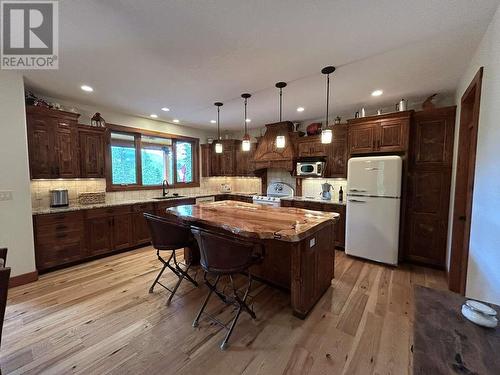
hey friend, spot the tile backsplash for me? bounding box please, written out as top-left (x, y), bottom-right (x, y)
top-left (301, 178), bottom-right (347, 201)
top-left (31, 177), bottom-right (262, 210)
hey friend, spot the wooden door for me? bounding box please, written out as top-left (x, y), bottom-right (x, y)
top-left (132, 203), bottom-right (154, 245)
top-left (404, 107), bottom-right (456, 268)
top-left (112, 213), bottom-right (133, 250)
top-left (405, 171), bottom-right (451, 266)
top-left (79, 128), bottom-right (105, 177)
top-left (377, 119), bottom-right (409, 152)
top-left (201, 144), bottom-right (212, 177)
top-left (53, 119), bottom-right (79, 177)
top-left (27, 114), bottom-right (54, 178)
top-left (348, 123), bottom-right (376, 154)
top-left (449, 68), bottom-right (483, 294)
top-left (325, 125), bottom-right (348, 178)
top-left (87, 217), bottom-right (112, 256)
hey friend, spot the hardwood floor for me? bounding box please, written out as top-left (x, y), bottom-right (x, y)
top-left (1, 247), bottom-right (447, 375)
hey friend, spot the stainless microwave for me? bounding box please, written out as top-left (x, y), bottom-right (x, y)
top-left (296, 161), bottom-right (325, 177)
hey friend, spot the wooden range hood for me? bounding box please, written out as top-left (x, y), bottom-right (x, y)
top-left (253, 121), bottom-right (299, 171)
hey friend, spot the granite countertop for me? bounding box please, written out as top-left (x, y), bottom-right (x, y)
top-left (166, 200), bottom-right (339, 242)
top-left (281, 196), bottom-right (346, 206)
top-left (32, 192), bottom-right (258, 215)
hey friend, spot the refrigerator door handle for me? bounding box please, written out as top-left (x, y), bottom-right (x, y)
top-left (349, 188), bottom-right (367, 192)
top-left (364, 167), bottom-right (379, 171)
top-left (349, 199), bottom-right (367, 203)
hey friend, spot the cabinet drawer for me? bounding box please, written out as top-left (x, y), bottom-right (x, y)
top-left (86, 205), bottom-right (132, 218)
top-left (36, 229), bottom-right (83, 245)
top-left (35, 211), bottom-right (84, 226)
top-left (35, 220), bottom-right (84, 236)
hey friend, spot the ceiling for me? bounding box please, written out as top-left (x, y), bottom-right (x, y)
top-left (24, 0), bottom-right (499, 131)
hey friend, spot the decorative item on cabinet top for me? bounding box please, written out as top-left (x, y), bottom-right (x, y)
top-left (90, 112), bottom-right (106, 127)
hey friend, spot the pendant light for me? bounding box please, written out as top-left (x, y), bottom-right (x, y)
top-left (275, 81), bottom-right (287, 148)
top-left (321, 66), bottom-right (336, 144)
top-left (241, 93), bottom-right (251, 152)
top-left (214, 102), bottom-right (223, 153)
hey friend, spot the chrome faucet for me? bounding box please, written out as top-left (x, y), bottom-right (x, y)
top-left (162, 179), bottom-right (170, 197)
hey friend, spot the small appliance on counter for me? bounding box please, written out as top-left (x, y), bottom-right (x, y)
top-left (50, 189), bottom-right (69, 208)
top-left (296, 160), bottom-right (325, 177)
top-left (320, 182), bottom-right (333, 200)
top-left (220, 183), bottom-right (232, 193)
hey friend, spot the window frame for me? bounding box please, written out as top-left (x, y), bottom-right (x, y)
top-left (105, 124), bottom-right (200, 191)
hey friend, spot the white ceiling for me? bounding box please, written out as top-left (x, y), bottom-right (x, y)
top-left (24, 0), bottom-right (499, 131)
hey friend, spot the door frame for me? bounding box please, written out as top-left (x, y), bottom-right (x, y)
top-left (448, 67), bottom-right (483, 294)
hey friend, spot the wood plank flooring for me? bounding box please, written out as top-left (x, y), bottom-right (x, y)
top-left (0, 247), bottom-right (447, 375)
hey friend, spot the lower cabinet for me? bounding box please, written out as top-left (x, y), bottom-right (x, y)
top-left (33, 199), bottom-right (195, 272)
top-left (280, 200), bottom-right (346, 248)
top-left (33, 211), bottom-right (86, 270)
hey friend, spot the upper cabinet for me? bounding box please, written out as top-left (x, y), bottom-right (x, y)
top-left (325, 124), bottom-right (348, 178)
top-left (27, 106), bottom-right (80, 179)
top-left (202, 140), bottom-right (256, 177)
top-left (297, 136), bottom-right (326, 158)
top-left (26, 106), bottom-right (107, 179)
top-left (347, 111), bottom-right (412, 155)
top-left (78, 126), bottom-right (106, 178)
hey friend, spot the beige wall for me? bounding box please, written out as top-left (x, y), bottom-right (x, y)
top-left (33, 94), bottom-right (216, 142)
top-left (0, 72), bottom-right (36, 277)
top-left (448, 2), bottom-right (500, 304)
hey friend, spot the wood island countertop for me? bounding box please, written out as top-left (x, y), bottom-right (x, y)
top-left (166, 200), bottom-right (339, 242)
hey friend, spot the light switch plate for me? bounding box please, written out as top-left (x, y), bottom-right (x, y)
top-left (0, 191), bottom-right (13, 201)
top-left (309, 237), bottom-right (316, 248)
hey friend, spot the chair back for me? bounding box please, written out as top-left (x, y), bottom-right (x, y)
top-left (0, 266), bottom-right (10, 348)
top-left (144, 213), bottom-right (191, 250)
top-left (191, 227), bottom-right (262, 274)
top-left (0, 248), bottom-right (6, 268)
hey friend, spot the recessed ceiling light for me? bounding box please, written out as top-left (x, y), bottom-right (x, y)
top-left (161, 107), bottom-right (170, 112)
top-left (173, 119), bottom-right (180, 123)
top-left (210, 120), bottom-right (216, 124)
top-left (371, 89), bottom-right (383, 97)
top-left (81, 85), bottom-right (93, 92)
top-left (245, 118), bottom-right (251, 123)
top-left (150, 114), bottom-right (158, 118)
top-left (297, 107), bottom-right (305, 112)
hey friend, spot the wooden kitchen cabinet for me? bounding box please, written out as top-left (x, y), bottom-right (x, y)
top-left (403, 106), bottom-right (456, 268)
top-left (132, 203), bottom-right (155, 245)
top-left (78, 126), bottom-right (106, 178)
top-left (297, 135), bottom-right (327, 158)
top-left (204, 140), bottom-right (255, 176)
top-left (280, 200), bottom-right (345, 248)
top-left (347, 111), bottom-right (411, 155)
top-left (86, 216), bottom-right (113, 256)
top-left (26, 106), bottom-right (80, 179)
top-left (33, 211), bottom-right (86, 271)
top-left (324, 125), bottom-right (348, 178)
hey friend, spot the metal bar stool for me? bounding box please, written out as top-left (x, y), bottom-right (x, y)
top-left (144, 213), bottom-right (199, 304)
top-left (190, 226), bottom-right (264, 350)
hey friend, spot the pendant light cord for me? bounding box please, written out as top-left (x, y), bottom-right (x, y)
top-left (244, 97), bottom-right (248, 135)
top-left (326, 73), bottom-right (330, 127)
top-left (279, 87), bottom-right (283, 122)
top-left (217, 106), bottom-right (220, 140)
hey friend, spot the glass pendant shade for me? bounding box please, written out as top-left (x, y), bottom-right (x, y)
top-left (215, 142), bottom-right (223, 153)
top-left (276, 135), bottom-right (286, 148)
top-left (321, 129), bottom-right (332, 144)
top-left (242, 138), bottom-right (251, 151)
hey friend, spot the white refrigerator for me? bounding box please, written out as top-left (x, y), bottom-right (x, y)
top-left (345, 155), bottom-right (402, 265)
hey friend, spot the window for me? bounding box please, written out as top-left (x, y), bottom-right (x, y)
top-left (107, 125), bottom-right (199, 191)
top-left (111, 133), bottom-right (137, 185)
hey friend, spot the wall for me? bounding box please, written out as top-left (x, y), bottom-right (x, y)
top-left (31, 177), bottom-right (261, 210)
top-left (0, 72), bottom-right (36, 277)
top-left (448, 3), bottom-right (500, 304)
top-left (34, 94), bottom-right (216, 142)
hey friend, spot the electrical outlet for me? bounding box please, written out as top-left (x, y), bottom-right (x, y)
top-left (309, 237), bottom-right (316, 248)
top-left (0, 191), bottom-right (13, 201)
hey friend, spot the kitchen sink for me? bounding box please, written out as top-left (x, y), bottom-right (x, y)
top-left (153, 195), bottom-right (186, 200)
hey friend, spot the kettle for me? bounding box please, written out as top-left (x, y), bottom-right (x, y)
top-left (320, 182), bottom-right (333, 201)
top-left (396, 99), bottom-right (408, 112)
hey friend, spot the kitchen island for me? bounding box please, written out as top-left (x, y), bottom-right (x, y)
top-left (166, 200), bottom-right (339, 318)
